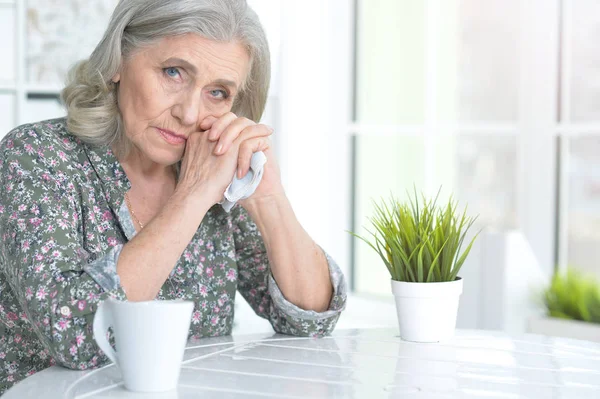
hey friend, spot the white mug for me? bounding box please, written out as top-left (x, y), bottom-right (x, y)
top-left (93, 299), bottom-right (194, 392)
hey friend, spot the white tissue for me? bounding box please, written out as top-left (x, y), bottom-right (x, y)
top-left (219, 151), bottom-right (267, 212)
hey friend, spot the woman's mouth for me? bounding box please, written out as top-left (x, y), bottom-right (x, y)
top-left (156, 128), bottom-right (186, 145)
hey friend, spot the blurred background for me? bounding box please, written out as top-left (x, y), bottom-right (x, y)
top-left (0, 0), bottom-right (599, 337)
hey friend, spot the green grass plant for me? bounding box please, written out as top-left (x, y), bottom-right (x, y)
top-left (352, 188), bottom-right (479, 283)
top-left (543, 269), bottom-right (600, 324)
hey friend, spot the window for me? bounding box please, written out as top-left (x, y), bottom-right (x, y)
top-left (560, 0), bottom-right (600, 278)
top-left (349, 0), bottom-right (585, 296)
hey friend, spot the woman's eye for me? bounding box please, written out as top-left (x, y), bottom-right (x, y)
top-left (210, 89), bottom-right (228, 99)
top-left (164, 67), bottom-right (181, 78)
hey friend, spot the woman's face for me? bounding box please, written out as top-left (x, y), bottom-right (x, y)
top-left (113, 33), bottom-right (251, 166)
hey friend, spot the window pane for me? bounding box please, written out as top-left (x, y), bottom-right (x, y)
top-left (27, 0), bottom-right (119, 83)
top-left (353, 135), bottom-right (426, 296)
top-left (456, 0), bottom-right (521, 122)
top-left (568, 0), bottom-right (600, 122)
top-left (356, 0), bottom-right (426, 124)
top-left (453, 134), bottom-right (518, 229)
top-left (435, 1), bottom-right (459, 123)
top-left (0, 7), bottom-right (16, 85)
top-left (356, 0), bottom-right (521, 125)
top-left (567, 136), bottom-right (600, 278)
top-left (0, 93), bottom-right (16, 139)
top-left (22, 97), bottom-right (65, 125)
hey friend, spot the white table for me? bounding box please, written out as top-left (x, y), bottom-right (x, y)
top-left (5, 328), bottom-right (600, 398)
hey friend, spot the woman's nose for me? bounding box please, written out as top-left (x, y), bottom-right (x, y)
top-left (171, 89), bottom-right (204, 127)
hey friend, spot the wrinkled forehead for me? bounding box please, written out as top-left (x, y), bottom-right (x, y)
top-left (130, 33), bottom-right (252, 90)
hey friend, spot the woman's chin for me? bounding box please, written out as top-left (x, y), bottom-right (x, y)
top-left (147, 148), bottom-right (184, 167)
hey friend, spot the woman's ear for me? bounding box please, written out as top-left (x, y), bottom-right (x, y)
top-left (112, 73), bottom-right (121, 83)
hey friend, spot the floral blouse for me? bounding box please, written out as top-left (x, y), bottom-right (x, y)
top-left (0, 118), bottom-right (347, 395)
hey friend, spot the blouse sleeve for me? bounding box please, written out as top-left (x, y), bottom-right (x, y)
top-left (231, 205), bottom-right (347, 337)
top-left (0, 146), bottom-right (126, 370)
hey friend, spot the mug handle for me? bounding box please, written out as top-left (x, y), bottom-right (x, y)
top-left (93, 300), bottom-right (119, 365)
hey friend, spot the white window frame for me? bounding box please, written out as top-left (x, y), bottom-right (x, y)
top-left (347, 0), bottom-right (563, 284)
top-left (555, 0), bottom-right (600, 272)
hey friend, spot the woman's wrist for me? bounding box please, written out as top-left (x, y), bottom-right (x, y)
top-left (241, 193), bottom-right (288, 219)
top-left (172, 182), bottom-right (216, 216)
top-left (175, 177), bottom-right (221, 207)
top-left (241, 193), bottom-right (294, 247)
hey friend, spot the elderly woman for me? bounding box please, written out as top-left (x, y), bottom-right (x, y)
top-left (0, 0), bottom-right (346, 393)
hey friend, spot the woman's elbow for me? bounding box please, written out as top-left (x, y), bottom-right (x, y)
top-left (52, 351), bottom-right (111, 371)
top-left (44, 333), bottom-right (112, 371)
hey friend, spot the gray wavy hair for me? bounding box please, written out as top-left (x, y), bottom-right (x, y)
top-left (61, 0), bottom-right (270, 158)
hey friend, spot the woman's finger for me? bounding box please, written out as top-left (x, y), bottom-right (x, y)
top-left (237, 137), bottom-right (270, 179)
top-left (214, 117), bottom-right (258, 155)
top-left (199, 115), bottom-right (219, 134)
top-left (179, 131), bottom-right (211, 175)
top-left (219, 122), bottom-right (273, 156)
top-left (204, 112), bottom-right (238, 142)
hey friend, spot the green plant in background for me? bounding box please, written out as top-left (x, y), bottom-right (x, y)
top-left (543, 269), bottom-right (600, 324)
top-left (351, 188), bottom-right (480, 283)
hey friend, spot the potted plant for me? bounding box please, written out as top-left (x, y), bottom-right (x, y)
top-left (352, 189), bottom-right (479, 342)
top-left (528, 269), bottom-right (600, 342)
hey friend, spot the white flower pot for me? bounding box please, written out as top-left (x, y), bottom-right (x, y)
top-left (391, 278), bottom-right (463, 343)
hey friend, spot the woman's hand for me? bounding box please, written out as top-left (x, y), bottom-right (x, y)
top-left (198, 113), bottom-right (285, 203)
top-left (176, 129), bottom-right (231, 204)
top-left (176, 112), bottom-right (274, 204)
